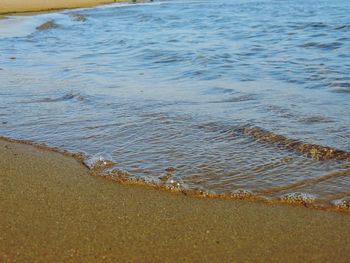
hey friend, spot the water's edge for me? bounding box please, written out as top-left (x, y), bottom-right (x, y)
top-left (2, 134), bottom-right (349, 213)
top-left (1, 0), bottom-right (350, 214)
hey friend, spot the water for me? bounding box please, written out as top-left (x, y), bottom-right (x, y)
top-left (1, 0), bottom-right (350, 209)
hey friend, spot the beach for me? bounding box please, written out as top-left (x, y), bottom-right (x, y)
top-left (1, 0), bottom-right (350, 261)
top-left (1, 138), bottom-right (350, 262)
top-left (0, 0), bottom-right (127, 14)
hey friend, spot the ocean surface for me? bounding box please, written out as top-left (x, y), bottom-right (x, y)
top-left (1, 0), bottom-right (350, 209)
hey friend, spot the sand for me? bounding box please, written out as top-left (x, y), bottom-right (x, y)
top-left (0, 0), bottom-right (128, 14)
top-left (1, 138), bottom-right (350, 262)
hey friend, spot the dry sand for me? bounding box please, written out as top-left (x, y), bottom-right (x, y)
top-left (1, 138), bottom-right (350, 262)
top-left (0, 0), bottom-right (127, 14)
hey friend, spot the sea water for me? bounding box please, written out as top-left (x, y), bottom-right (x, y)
top-left (1, 0), bottom-right (350, 209)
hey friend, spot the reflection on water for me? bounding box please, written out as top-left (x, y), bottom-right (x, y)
top-left (0, 0), bottom-right (350, 209)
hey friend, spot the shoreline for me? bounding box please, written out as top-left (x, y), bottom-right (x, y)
top-left (1, 135), bottom-right (349, 213)
top-left (1, 138), bottom-right (350, 261)
top-left (0, 0), bottom-right (130, 15)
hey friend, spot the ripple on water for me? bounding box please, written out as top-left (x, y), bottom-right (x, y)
top-left (21, 92), bottom-right (85, 103)
top-left (0, 0), bottom-right (350, 211)
top-left (36, 20), bottom-right (59, 31)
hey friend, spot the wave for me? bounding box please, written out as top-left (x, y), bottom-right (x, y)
top-left (236, 126), bottom-right (350, 161)
top-left (70, 13), bottom-right (87, 22)
top-left (1, 134), bottom-right (350, 212)
top-left (209, 94), bottom-right (257, 104)
top-left (299, 41), bottom-right (342, 50)
top-left (21, 92), bottom-right (85, 103)
top-left (36, 20), bottom-right (59, 31)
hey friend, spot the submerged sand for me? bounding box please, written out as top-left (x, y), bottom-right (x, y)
top-left (0, 0), bottom-right (127, 14)
top-left (1, 139), bottom-right (350, 262)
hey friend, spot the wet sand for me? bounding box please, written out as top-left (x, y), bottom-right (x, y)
top-left (0, 0), bottom-right (127, 14)
top-left (1, 138), bottom-right (350, 262)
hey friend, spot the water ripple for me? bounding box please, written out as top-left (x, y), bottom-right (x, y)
top-left (0, 0), bottom-right (350, 209)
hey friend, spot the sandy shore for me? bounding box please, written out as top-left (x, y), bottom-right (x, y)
top-left (1, 139), bottom-right (350, 262)
top-left (0, 0), bottom-right (128, 14)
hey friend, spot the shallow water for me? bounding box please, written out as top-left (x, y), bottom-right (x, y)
top-left (1, 0), bottom-right (350, 209)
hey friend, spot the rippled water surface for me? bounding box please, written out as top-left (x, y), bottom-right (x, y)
top-left (1, 0), bottom-right (350, 208)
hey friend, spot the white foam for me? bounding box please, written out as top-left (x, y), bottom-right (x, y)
top-left (85, 152), bottom-right (115, 169)
top-left (280, 192), bottom-right (317, 203)
top-left (332, 197), bottom-right (350, 209)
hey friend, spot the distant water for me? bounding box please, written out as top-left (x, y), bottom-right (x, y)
top-left (1, 0), bottom-right (350, 209)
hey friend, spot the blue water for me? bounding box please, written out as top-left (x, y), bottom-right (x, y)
top-left (1, 0), bottom-right (350, 208)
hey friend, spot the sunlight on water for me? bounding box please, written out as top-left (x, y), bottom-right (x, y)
top-left (0, 0), bottom-right (350, 209)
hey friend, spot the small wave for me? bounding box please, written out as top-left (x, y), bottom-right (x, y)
top-left (330, 82), bottom-right (350, 94)
top-left (23, 92), bottom-right (85, 103)
top-left (2, 135), bottom-right (350, 212)
top-left (36, 20), bottom-right (59, 31)
top-left (298, 22), bottom-right (328, 30)
top-left (259, 170), bottom-right (350, 195)
top-left (265, 105), bottom-right (297, 119)
top-left (85, 153), bottom-right (115, 171)
top-left (279, 192), bottom-right (317, 205)
top-left (298, 116), bottom-right (334, 124)
top-left (299, 41), bottom-right (342, 50)
top-left (229, 189), bottom-right (254, 199)
top-left (70, 13), bottom-right (87, 22)
top-left (203, 87), bottom-right (236, 95)
top-left (101, 168), bottom-right (131, 181)
top-left (334, 25), bottom-right (350, 31)
top-left (209, 94), bottom-right (257, 104)
top-left (332, 197), bottom-right (350, 210)
top-left (330, 82), bottom-right (350, 88)
top-left (236, 126), bottom-right (350, 161)
top-left (332, 88), bottom-right (350, 94)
